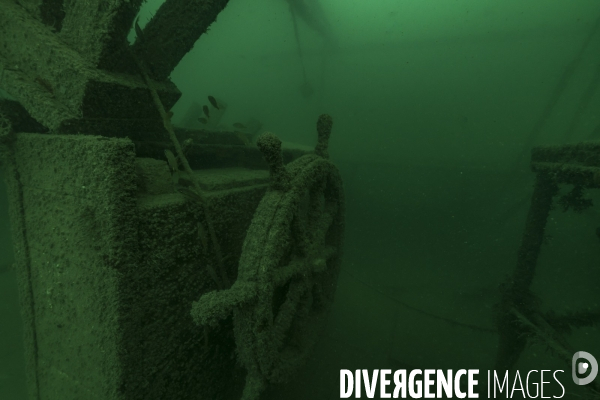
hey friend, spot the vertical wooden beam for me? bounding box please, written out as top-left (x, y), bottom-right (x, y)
top-left (494, 172), bottom-right (558, 372)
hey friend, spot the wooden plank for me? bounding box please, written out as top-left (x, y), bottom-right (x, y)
top-left (132, 0), bottom-right (230, 80)
top-left (531, 141), bottom-right (600, 167)
top-left (531, 161), bottom-right (600, 188)
top-left (0, 0), bottom-right (180, 132)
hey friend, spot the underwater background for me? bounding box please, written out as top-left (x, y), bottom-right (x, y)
top-left (1, 0), bottom-right (600, 398)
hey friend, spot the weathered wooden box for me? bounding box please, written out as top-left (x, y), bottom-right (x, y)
top-left (3, 132), bottom-right (307, 400)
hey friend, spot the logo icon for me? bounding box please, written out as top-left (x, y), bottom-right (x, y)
top-left (572, 351), bottom-right (598, 385)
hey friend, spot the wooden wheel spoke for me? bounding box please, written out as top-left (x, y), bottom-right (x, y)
top-left (274, 246), bottom-right (337, 286)
top-left (308, 179), bottom-right (326, 229)
top-left (311, 209), bottom-right (336, 244)
top-left (291, 213), bottom-right (310, 256)
top-left (274, 258), bottom-right (305, 286)
top-left (291, 286), bottom-right (314, 324)
top-left (272, 281), bottom-right (306, 343)
top-left (308, 195), bottom-right (325, 225)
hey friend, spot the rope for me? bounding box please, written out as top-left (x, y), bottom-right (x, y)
top-left (344, 270), bottom-right (497, 334)
top-left (0, 117), bottom-right (41, 400)
top-left (289, 3), bottom-right (310, 90)
top-left (129, 46), bottom-right (231, 287)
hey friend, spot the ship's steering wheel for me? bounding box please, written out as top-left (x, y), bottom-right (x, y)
top-left (191, 114), bottom-right (345, 400)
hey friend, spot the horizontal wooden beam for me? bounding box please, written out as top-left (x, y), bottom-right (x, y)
top-left (531, 161), bottom-right (600, 188)
top-left (531, 141), bottom-right (600, 167)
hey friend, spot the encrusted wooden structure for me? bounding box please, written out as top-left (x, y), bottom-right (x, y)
top-left (192, 117), bottom-right (344, 400)
top-left (0, 1), bottom-right (345, 400)
top-left (494, 141), bottom-right (600, 395)
top-left (0, 0), bottom-right (228, 137)
top-left (1, 132), bottom-right (261, 399)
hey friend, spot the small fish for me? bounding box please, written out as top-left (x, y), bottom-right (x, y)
top-left (182, 138), bottom-right (193, 150)
top-left (164, 149), bottom-right (178, 172)
top-left (198, 117), bottom-right (207, 125)
top-left (203, 105), bottom-right (210, 118)
top-left (233, 122), bottom-right (246, 130)
top-left (208, 95), bottom-right (219, 110)
top-left (165, 111), bottom-right (173, 120)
